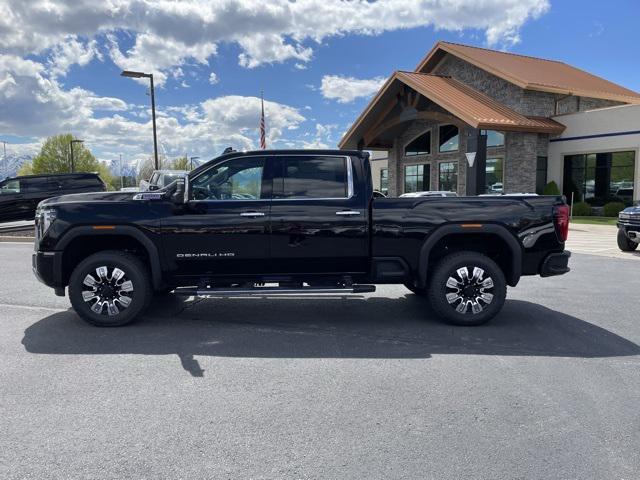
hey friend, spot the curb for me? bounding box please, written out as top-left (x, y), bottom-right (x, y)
top-left (0, 236), bottom-right (33, 243)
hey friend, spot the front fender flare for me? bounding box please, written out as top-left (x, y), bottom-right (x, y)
top-left (418, 224), bottom-right (522, 287)
top-left (56, 225), bottom-right (163, 289)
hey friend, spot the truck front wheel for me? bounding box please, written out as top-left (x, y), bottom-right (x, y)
top-left (68, 250), bottom-right (152, 327)
top-left (617, 228), bottom-right (638, 251)
top-left (427, 251), bottom-right (506, 326)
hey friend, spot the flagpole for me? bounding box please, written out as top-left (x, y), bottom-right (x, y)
top-left (260, 90), bottom-right (266, 150)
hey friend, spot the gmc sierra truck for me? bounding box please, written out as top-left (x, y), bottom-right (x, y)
top-left (32, 149), bottom-right (571, 327)
top-left (617, 204), bottom-right (640, 251)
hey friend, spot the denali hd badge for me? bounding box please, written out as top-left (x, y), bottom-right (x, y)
top-left (177, 252), bottom-right (235, 258)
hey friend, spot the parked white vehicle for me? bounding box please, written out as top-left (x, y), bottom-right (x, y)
top-left (400, 191), bottom-right (458, 198)
top-left (139, 170), bottom-right (188, 191)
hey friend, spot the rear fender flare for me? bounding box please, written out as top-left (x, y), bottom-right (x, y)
top-left (418, 224), bottom-right (522, 287)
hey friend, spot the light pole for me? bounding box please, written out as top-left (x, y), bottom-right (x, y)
top-left (1, 140), bottom-right (6, 179)
top-left (189, 156), bottom-right (200, 170)
top-left (69, 139), bottom-right (84, 173)
top-left (121, 70), bottom-right (159, 170)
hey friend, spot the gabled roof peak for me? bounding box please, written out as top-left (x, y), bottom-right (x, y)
top-left (434, 41), bottom-right (566, 66)
top-left (416, 41), bottom-right (640, 104)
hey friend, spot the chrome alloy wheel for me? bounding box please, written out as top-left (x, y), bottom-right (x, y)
top-left (81, 266), bottom-right (133, 316)
top-left (445, 266), bottom-right (494, 315)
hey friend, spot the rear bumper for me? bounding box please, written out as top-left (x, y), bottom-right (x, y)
top-left (540, 250), bottom-right (571, 277)
top-left (32, 251), bottom-right (65, 294)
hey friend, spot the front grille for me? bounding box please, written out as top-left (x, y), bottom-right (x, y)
top-left (619, 213), bottom-right (640, 226)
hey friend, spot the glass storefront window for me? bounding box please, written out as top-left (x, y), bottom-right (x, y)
top-left (563, 151), bottom-right (635, 205)
top-left (380, 168), bottom-right (389, 195)
top-left (439, 125), bottom-right (459, 152)
top-left (481, 130), bottom-right (505, 147)
top-left (536, 156), bottom-right (548, 195)
top-left (486, 158), bottom-right (504, 193)
top-left (438, 162), bottom-right (458, 192)
top-left (405, 132), bottom-right (431, 156)
top-left (404, 164), bottom-right (430, 193)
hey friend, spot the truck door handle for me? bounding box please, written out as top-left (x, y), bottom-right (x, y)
top-left (240, 211), bottom-right (265, 217)
top-left (335, 210), bottom-right (361, 216)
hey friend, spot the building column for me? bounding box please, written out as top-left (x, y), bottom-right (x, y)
top-left (387, 138), bottom-right (403, 197)
top-left (505, 132), bottom-right (537, 193)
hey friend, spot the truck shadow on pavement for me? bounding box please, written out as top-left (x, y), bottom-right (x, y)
top-left (22, 294), bottom-right (640, 377)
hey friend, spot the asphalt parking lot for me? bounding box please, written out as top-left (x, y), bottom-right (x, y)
top-left (1, 242), bottom-right (639, 479)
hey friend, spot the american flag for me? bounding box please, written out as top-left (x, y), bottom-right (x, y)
top-left (259, 91), bottom-right (266, 150)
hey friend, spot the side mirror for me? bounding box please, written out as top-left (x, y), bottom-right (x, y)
top-left (172, 178), bottom-right (187, 204)
top-left (148, 184), bottom-right (159, 191)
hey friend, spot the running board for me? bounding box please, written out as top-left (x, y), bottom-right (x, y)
top-left (174, 284), bottom-right (376, 297)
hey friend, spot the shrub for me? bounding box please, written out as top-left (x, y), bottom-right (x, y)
top-left (603, 202), bottom-right (625, 217)
top-left (542, 181), bottom-right (560, 196)
top-left (572, 201), bottom-right (592, 216)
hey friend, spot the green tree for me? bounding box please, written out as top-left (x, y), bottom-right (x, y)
top-left (17, 161), bottom-right (33, 176)
top-left (171, 156), bottom-right (190, 171)
top-left (24, 134), bottom-right (114, 188)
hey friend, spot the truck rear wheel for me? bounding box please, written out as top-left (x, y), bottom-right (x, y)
top-left (617, 228), bottom-right (638, 251)
top-left (68, 250), bottom-right (152, 327)
top-left (427, 251), bottom-right (506, 326)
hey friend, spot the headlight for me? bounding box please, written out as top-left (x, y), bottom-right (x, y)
top-left (36, 207), bottom-right (57, 237)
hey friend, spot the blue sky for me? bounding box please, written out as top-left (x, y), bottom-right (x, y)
top-left (0, 0), bottom-right (638, 169)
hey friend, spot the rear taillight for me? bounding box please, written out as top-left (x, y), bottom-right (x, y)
top-left (554, 204), bottom-right (570, 242)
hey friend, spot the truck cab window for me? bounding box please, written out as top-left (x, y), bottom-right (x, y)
top-left (0, 179), bottom-right (20, 194)
top-left (274, 156), bottom-right (348, 199)
top-left (191, 157), bottom-right (265, 201)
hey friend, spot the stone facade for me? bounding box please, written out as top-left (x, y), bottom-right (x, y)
top-left (387, 118), bottom-right (470, 197)
top-left (504, 132), bottom-right (538, 192)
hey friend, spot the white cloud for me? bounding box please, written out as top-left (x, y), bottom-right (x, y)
top-left (0, 51), bottom-right (306, 159)
top-left (320, 75), bottom-right (386, 103)
top-left (302, 123), bottom-right (338, 149)
top-left (0, 0), bottom-right (551, 161)
top-left (208, 72), bottom-right (219, 85)
top-left (0, 0), bottom-right (550, 75)
top-left (48, 36), bottom-right (101, 78)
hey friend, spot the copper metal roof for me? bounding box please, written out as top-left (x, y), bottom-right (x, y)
top-left (417, 42), bottom-right (640, 104)
top-left (338, 71), bottom-right (565, 149)
top-left (397, 72), bottom-right (565, 133)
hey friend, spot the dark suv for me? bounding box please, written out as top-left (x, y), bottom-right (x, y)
top-left (0, 173), bottom-right (106, 222)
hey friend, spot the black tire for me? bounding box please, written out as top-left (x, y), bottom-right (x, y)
top-left (68, 250), bottom-right (152, 327)
top-left (617, 228), bottom-right (638, 252)
top-left (404, 282), bottom-right (427, 296)
top-left (427, 251), bottom-right (506, 326)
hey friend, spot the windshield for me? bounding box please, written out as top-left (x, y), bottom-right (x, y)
top-left (162, 174), bottom-right (183, 186)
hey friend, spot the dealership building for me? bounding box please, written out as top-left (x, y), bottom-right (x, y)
top-left (340, 41), bottom-right (640, 205)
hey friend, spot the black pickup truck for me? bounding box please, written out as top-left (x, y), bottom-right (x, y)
top-left (32, 149), bottom-right (570, 327)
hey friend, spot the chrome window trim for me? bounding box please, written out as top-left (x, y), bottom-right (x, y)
top-left (188, 154), bottom-right (354, 203)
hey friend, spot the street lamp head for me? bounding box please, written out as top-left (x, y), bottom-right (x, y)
top-left (121, 70), bottom-right (150, 78)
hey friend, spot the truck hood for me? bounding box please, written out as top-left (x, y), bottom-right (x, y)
top-left (621, 205), bottom-right (640, 215)
top-left (39, 191), bottom-right (137, 207)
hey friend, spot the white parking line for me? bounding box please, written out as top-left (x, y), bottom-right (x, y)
top-left (0, 303), bottom-right (66, 312)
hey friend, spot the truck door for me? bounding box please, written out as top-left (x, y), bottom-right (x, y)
top-left (161, 156), bottom-right (271, 277)
top-left (269, 154), bottom-right (368, 275)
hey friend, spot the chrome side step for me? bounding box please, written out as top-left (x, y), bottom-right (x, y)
top-left (174, 284), bottom-right (376, 297)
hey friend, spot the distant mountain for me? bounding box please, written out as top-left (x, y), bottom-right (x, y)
top-left (105, 158), bottom-right (138, 179)
top-left (1, 154), bottom-right (32, 180)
